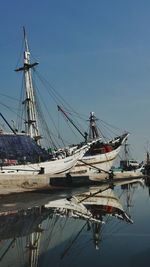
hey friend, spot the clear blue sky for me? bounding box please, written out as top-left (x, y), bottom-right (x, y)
top-left (0, 0), bottom-right (150, 161)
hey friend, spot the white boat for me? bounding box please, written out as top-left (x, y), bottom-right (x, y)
top-left (70, 112), bottom-right (128, 174)
top-left (0, 28), bottom-right (88, 177)
top-left (0, 144), bottom-right (87, 176)
top-left (119, 140), bottom-right (144, 171)
top-left (57, 108), bottom-right (129, 174)
top-left (106, 139), bottom-right (145, 180)
top-left (84, 142), bottom-right (145, 182)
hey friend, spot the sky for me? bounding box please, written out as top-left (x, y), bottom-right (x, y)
top-left (0, 0), bottom-right (150, 161)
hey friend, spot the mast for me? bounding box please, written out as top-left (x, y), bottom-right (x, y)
top-left (124, 139), bottom-right (129, 162)
top-left (57, 105), bottom-right (88, 142)
top-left (15, 27), bottom-right (41, 144)
top-left (26, 231), bottom-right (42, 267)
top-left (91, 218), bottom-right (102, 250)
top-left (88, 112), bottom-right (99, 140)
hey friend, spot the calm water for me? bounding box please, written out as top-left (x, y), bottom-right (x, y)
top-left (0, 178), bottom-right (150, 267)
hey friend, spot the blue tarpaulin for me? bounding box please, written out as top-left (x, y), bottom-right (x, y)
top-left (0, 134), bottom-right (50, 163)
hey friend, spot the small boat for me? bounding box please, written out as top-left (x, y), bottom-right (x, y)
top-left (86, 160), bottom-right (145, 183)
top-left (109, 139), bottom-right (145, 179)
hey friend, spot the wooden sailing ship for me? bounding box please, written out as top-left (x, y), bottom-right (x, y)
top-left (59, 110), bottom-right (129, 174)
top-left (0, 28), bottom-right (88, 178)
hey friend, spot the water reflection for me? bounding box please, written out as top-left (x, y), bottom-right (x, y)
top-left (74, 186), bottom-right (133, 251)
top-left (145, 176), bottom-right (150, 196)
top-left (0, 178), bottom-right (146, 267)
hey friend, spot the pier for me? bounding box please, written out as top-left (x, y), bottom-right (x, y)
top-left (0, 170), bottom-right (146, 195)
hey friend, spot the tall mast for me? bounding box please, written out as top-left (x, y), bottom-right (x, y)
top-left (15, 27), bottom-right (41, 144)
top-left (26, 231), bottom-right (42, 267)
top-left (88, 112), bottom-right (99, 140)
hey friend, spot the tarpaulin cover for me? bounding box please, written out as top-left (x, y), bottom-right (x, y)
top-left (0, 134), bottom-right (50, 163)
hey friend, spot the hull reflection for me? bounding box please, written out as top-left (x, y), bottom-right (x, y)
top-left (0, 180), bottom-right (142, 267)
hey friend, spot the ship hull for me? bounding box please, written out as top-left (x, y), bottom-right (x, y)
top-left (72, 146), bottom-right (121, 173)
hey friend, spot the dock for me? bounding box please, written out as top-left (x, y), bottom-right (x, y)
top-left (0, 170), bottom-right (146, 195)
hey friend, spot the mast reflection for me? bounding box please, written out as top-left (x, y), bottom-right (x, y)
top-left (0, 180), bottom-right (142, 266)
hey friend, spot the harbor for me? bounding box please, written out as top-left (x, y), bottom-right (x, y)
top-left (0, 28), bottom-right (146, 196)
top-left (0, 177), bottom-right (150, 267)
top-left (1, 1), bottom-right (150, 267)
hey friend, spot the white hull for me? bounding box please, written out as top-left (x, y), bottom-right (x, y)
top-left (0, 30), bottom-right (88, 179)
top-left (71, 146), bottom-right (121, 173)
top-left (0, 145), bottom-right (87, 176)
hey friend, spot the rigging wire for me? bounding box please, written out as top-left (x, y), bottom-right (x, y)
top-left (43, 214), bottom-right (60, 252)
top-left (0, 93), bottom-right (19, 102)
top-left (0, 102), bottom-right (20, 115)
top-left (32, 75), bottom-right (60, 148)
top-left (60, 220), bottom-right (88, 260)
top-left (13, 29), bottom-right (127, 151)
top-left (15, 32), bottom-right (25, 70)
top-left (0, 238), bottom-right (16, 262)
top-left (31, 69), bottom-right (85, 146)
top-left (34, 70), bottom-right (87, 133)
top-left (64, 236), bottom-right (93, 262)
top-left (16, 237), bottom-right (26, 266)
top-left (58, 110), bottom-right (84, 142)
top-left (0, 100), bottom-right (26, 130)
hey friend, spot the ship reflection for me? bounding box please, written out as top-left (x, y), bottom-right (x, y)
top-left (75, 187), bottom-right (133, 251)
top-left (0, 179), bottom-right (144, 267)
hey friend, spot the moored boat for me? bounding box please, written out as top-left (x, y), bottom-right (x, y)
top-left (0, 28), bottom-right (88, 178)
top-left (61, 111), bottom-right (129, 174)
